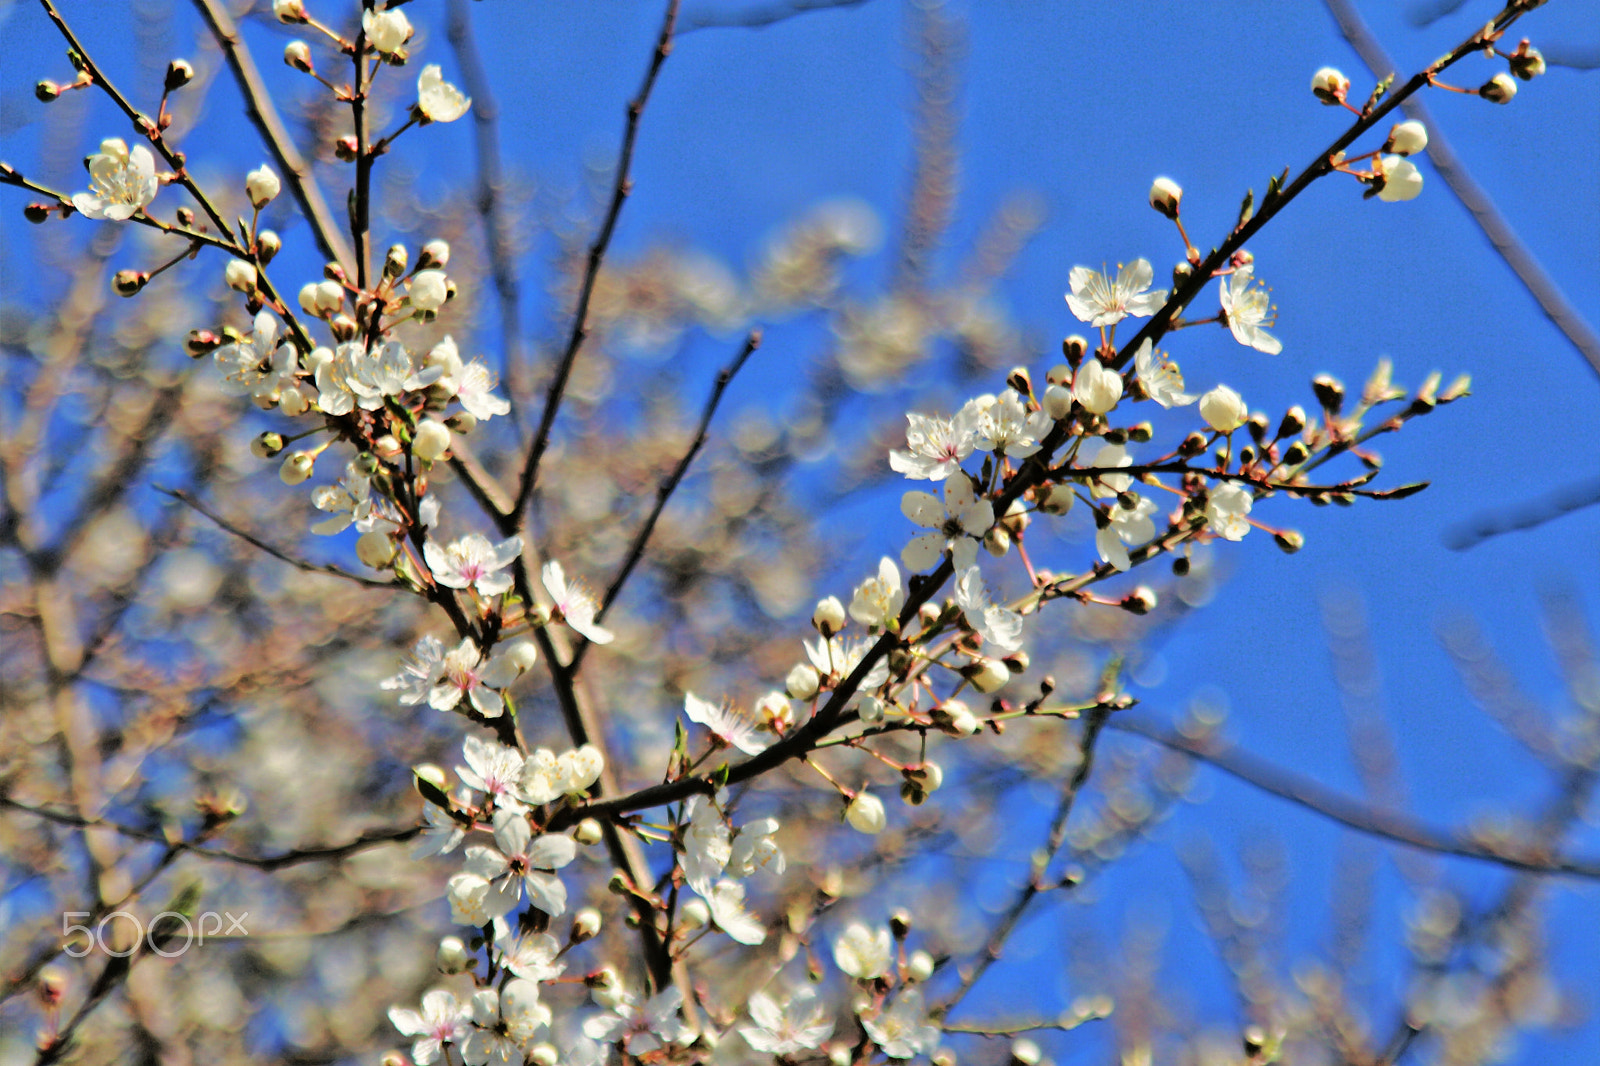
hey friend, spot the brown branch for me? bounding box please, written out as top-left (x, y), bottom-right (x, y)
top-left (1107, 715), bottom-right (1600, 879)
top-left (157, 487), bottom-right (395, 589)
top-left (190, 0), bottom-right (356, 273)
top-left (1322, 0), bottom-right (1600, 382)
top-left (513, 0), bottom-right (682, 521)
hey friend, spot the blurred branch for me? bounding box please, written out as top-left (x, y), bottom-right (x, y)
top-left (1322, 0), bottom-right (1600, 383)
top-left (514, 0), bottom-right (682, 522)
top-left (157, 487), bottom-right (395, 588)
top-left (679, 0), bottom-right (877, 32)
top-left (445, 0), bottom-right (527, 424)
top-left (1443, 474), bottom-right (1600, 549)
top-left (1109, 715), bottom-right (1600, 879)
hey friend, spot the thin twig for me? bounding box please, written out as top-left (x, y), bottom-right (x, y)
top-left (1321, 0), bottom-right (1600, 382)
top-left (513, 0), bottom-right (682, 521)
top-left (678, 0), bottom-right (876, 32)
top-left (567, 330), bottom-right (762, 674)
top-left (191, 0), bottom-right (356, 273)
top-left (1107, 715), bottom-right (1600, 879)
top-left (157, 487), bottom-right (395, 589)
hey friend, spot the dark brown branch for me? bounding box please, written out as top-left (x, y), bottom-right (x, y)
top-left (191, 0), bottom-right (356, 273)
top-left (1107, 715), bottom-right (1600, 879)
top-left (513, 0), bottom-right (682, 521)
top-left (157, 487), bottom-right (395, 589)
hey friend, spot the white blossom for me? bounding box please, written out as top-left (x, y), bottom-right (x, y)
top-left (418, 64), bottom-right (472, 123)
top-left (541, 560), bottom-right (614, 645)
top-left (462, 981), bottom-right (548, 1065)
top-left (862, 989), bottom-right (941, 1060)
top-left (740, 986), bottom-right (834, 1055)
top-left (413, 800), bottom-right (467, 859)
top-left (681, 794), bottom-right (732, 893)
top-left (1065, 258), bottom-right (1167, 327)
top-left (429, 638), bottom-right (514, 717)
top-left (362, 6), bottom-right (412, 54)
top-left (1206, 482), bottom-right (1254, 540)
top-left (1072, 356), bottom-right (1124, 415)
top-left (389, 989), bottom-right (469, 1066)
top-left (702, 879), bottom-right (767, 945)
top-left (457, 735), bottom-right (527, 814)
top-left (519, 745), bottom-right (604, 805)
top-left (381, 635), bottom-right (445, 706)
top-left (425, 533), bottom-right (521, 597)
top-left (73, 138), bottom-right (158, 221)
top-left (1375, 154), bottom-right (1424, 203)
top-left (1133, 338), bottom-right (1196, 408)
top-left (888, 404), bottom-right (981, 481)
top-left (495, 930), bottom-right (565, 983)
top-left (1218, 266), bottom-right (1282, 354)
top-left (213, 311), bottom-right (292, 399)
top-left (1082, 441), bottom-right (1134, 497)
top-left (1096, 494), bottom-right (1161, 572)
top-left (973, 389), bottom-right (1050, 457)
top-left (848, 556), bottom-right (905, 628)
top-left (955, 566), bottom-right (1025, 652)
top-left (833, 921), bottom-right (892, 980)
top-left (900, 471), bottom-right (994, 572)
top-left (728, 817), bottom-right (785, 879)
top-left (803, 635), bottom-right (890, 693)
top-left (459, 811), bottom-right (576, 919)
top-left (684, 692), bottom-right (770, 755)
top-left (582, 988), bottom-right (686, 1057)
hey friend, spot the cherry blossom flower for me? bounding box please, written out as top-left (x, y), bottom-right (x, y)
top-left (1133, 338), bottom-right (1196, 408)
top-left (834, 921), bottom-right (892, 980)
top-left (316, 340), bottom-right (440, 415)
top-left (495, 930), bottom-right (565, 983)
top-left (1073, 356), bottom-right (1124, 415)
top-left (310, 460), bottom-right (377, 535)
top-left (450, 361), bottom-right (511, 421)
top-left (1218, 266), bottom-right (1282, 354)
top-left (582, 987), bottom-right (687, 1056)
top-left (418, 64), bottom-right (472, 123)
top-left (413, 799), bottom-right (467, 859)
top-left (1205, 482), bottom-right (1254, 540)
top-left (682, 794), bottom-right (732, 892)
top-left (458, 810), bottom-right (576, 920)
top-left (846, 791), bottom-right (886, 834)
top-left (362, 5), bottom-right (412, 54)
top-left (389, 988), bottom-right (470, 1066)
top-left (458, 735), bottom-right (527, 814)
top-left (429, 638), bottom-right (516, 717)
top-left (1065, 259), bottom-right (1167, 327)
top-left (1082, 441), bottom-right (1134, 497)
top-left (900, 471), bottom-right (994, 572)
top-left (1199, 384), bottom-right (1247, 433)
top-left (425, 533), bottom-right (521, 597)
top-left (684, 692), bottom-right (770, 755)
top-left (803, 635), bottom-right (890, 694)
top-left (382, 635), bottom-right (445, 706)
top-left (1096, 494), bottom-right (1161, 572)
top-left (740, 987), bottom-right (835, 1055)
top-left (518, 745), bottom-right (604, 804)
top-left (955, 566), bottom-right (1025, 652)
top-left (462, 981), bottom-right (548, 1066)
top-left (702, 879), bottom-right (767, 945)
top-left (541, 561), bottom-right (614, 645)
top-left (73, 138), bottom-right (158, 221)
top-left (728, 817), bottom-right (785, 878)
top-left (973, 389), bottom-right (1050, 457)
top-left (1375, 154), bottom-right (1424, 202)
top-left (213, 312), bottom-right (292, 399)
top-left (888, 404), bottom-right (981, 481)
top-left (862, 989), bottom-right (941, 1060)
top-left (848, 556), bottom-right (905, 628)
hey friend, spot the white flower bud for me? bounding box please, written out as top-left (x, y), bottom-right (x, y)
top-left (965, 656), bottom-right (1010, 693)
top-left (279, 451), bottom-right (315, 484)
top-left (356, 530), bottom-right (396, 569)
top-left (417, 65), bottom-right (471, 123)
top-left (1148, 176), bottom-right (1182, 218)
top-left (298, 283), bottom-right (321, 315)
top-left (1311, 66), bottom-right (1349, 104)
top-left (304, 346), bottom-right (333, 374)
top-left (934, 699), bottom-right (981, 736)
top-left (575, 818), bottom-right (604, 846)
top-left (786, 663), bottom-right (820, 700)
top-left (251, 432), bottom-right (284, 458)
top-left (1045, 362), bottom-right (1072, 387)
top-left (1375, 155), bottom-right (1423, 203)
top-left (1073, 357), bottom-right (1122, 415)
top-left (589, 967), bottom-right (628, 1009)
top-left (409, 270), bottom-right (448, 312)
top-left (571, 907), bottom-right (602, 942)
top-left (1199, 384), bottom-right (1246, 433)
top-left (313, 280), bottom-right (344, 314)
top-left (907, 949), bottom-right (936, 983)
top-left (436, 935), bottom-right (471, 974)
top-left (1042, 383), bottom-right (1072, 420)
top-left (813, 595), bottom-right (847, 636)
top-left (502, 640), bottom-right (538, 674)
top-left (1386, 120), bottom-right (1428, 156)
top-left (845, 791), bottom-right (887, 835)
top-left (906, 760), bottom-right (943, 793)
top-left (529, 1045), bottom-right (559, 1066)
top-left (224, 259), bottom-right (257, 293)
top-left (274, 0), bottom-right (307, 23)
top-left (413, 763), bottom-right (447, 790)
top-left (755, 690), bottom-right (794, 733)
top-left (420, 238), bottom-right (451, 269)
top-left (1480, 72), bottom-right (1517, 104)
top-left (679, 899), bottom-right (710, 930)
top-left (1011, 1038), bottom-right (1042, 1066)
top-left (283, 40), bottom-right (313, 73)
top-left (362, 7), bottom-right (412, 55)
top-left (857, 695), bottom-right (885, 724)
top-left (245, 165), bottom-right (280, 209)
top-left (1039, 482), bottom-right (1076, 516)
top-left (412, 419), bottom-right (452, 462)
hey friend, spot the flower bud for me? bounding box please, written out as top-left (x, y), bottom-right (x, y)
top-left (1011, 1038), bottom-right (1043, 1066)
top-left (1283, 440), bottom-right (1310, 466)
top-left (1199, 384), bottom-right (1246, 433)
top-left (279, 450), bottom-right (315, 485)
top-left (1148, 176), bottom-right (1182, 218)
top-left (1006, 365), bottom-right (1033, 396)
top-left (678, 899), bottom-right (710, 930)
top-left (185, 329), bottom-right (223, 357)
top-left (383, 243), bottom-right (408, 279)
top-left (245, 165), bottom-right (280, 209)
top-left (1479, 72), bottom-right (1517, 104)
top-left (963, 656), bottom-right (1010, 693)
top-left (24, 202), bottom-right (51, 223)
top-left (1121, 586), bottom-right (1158, 615)
top-left (251, 431), bottom-right (285, 458)
top-left (1311, 66), bottom-right (1349, 105)
top-left (334, 136), bottom-right (358, 162)
top-left (1042, 383), bottom-right (1072, 420)
top-left (446, 410), bottom-right (478, 436)
top-left (329, 313), bottom-right (358, 342)
top-left (575, 818), bottom-right (604, 846)
top-left (1276, 405), bottom-right (1305, 440)
top-left (284, 40), bottom-right (314, 74)
top-left (1375, 155), bottom-right (1423, 203)
top-left (313, 279), bottom-right (344, 314)
top-left (932, 699), bottom-right (980, 736)
top-left (903, 760), bottom-right (943, 793)
top-left (274, 0), bottom-right (308, 23)
top-left (436, 935), bottom-right (471, 974)
top-left (1062, 335), bottom-right (1088, 363)
top-left (35, 80), bottom-right (62, 102)
top-left (1274, 529), bottom-right (1305, 554)
top-left (845, 791), bottom-right (886, 834)
top-left (983, 524), bottom-right (1011, 558)
top-left (412, 419), bottom-right (452, 462)
top-left (786, 663), bottom-right (820, 700)
top-left (1038, 482), bottom-right (1075, 516)
top-left (356, 530), bottom-right (397, 569)
top-left (1045, 363), bottom-right (1072, 387)
top-left (298, 283), bottom-right (322, 315)
top-left (571, 907), bottom-right (603, 943)
top-left (224, 258), bottom-right (257, 293)
top-left (304, 346), bottom-right (333, 374)
top-left (419, 238), bottom-right (451, 269)
top-left (813, 595), bottom-right (847, 636)
top-left (1510, 42), bottom-right (1545, 80)
top-left (112, 269), bottom-right (148, 297)
top-left (907, 949), bottom-right (936, 983)
top-left (409, 269), bottom-right (448, 312)
top-left (164, 59), bottom-right (195, 92)
top-left (529, 1046), bottom-right (559, 1066)
top-left (1385, 120), bottom-right (1428, 156)
top-left (1311, 374), bottom-right (1345, 414)
top-left (363, 7), bottom-right (413, 56)
top-left (889, 909), bottom-right (912, 940)
top-left (255, 229), bottom-right (281, 264)
top-left (857, 695), bottom-right (884, 724)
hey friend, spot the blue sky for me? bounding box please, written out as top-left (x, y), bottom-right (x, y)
top-left (3, 0), bottom-right (1597, 1060)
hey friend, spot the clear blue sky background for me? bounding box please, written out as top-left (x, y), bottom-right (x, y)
top-left (3, 0), bottom-right (1597, 1061)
